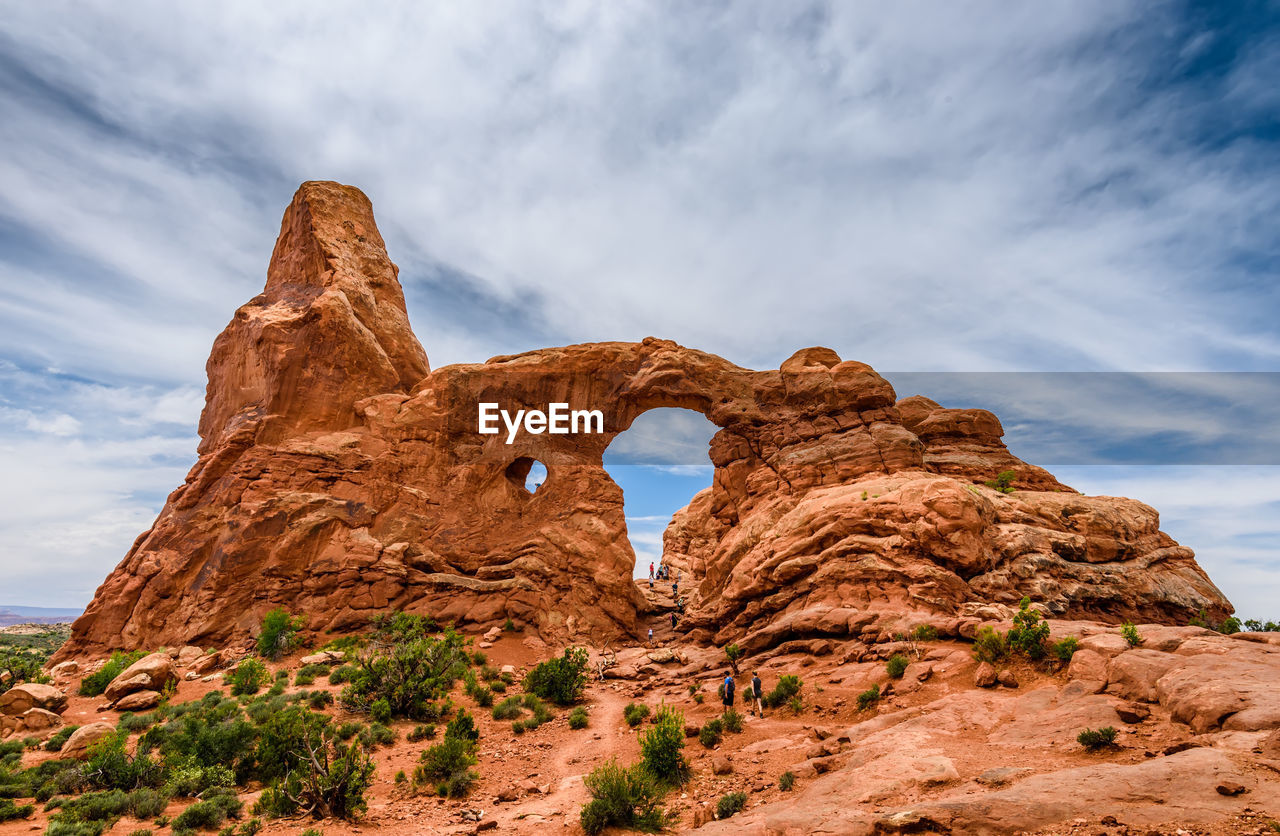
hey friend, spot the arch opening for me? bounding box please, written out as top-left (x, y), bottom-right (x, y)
top-left (601, 408), bottom-right (718, 582)
top-left (505, 456), bottom-right (548, 494)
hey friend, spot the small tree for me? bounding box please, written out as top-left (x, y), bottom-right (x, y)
top-left (524, 647), bottom-right (590, 706)
top-left (1008, 598), bottom-right (1050, 660)
top-left (984, 470), bottom-right (1016, 493)
top-left (257, 608), bottom-right (306, 660)
top-left (886, 654), bottom-right (910, 679)
top-left (579, 760), bottom-right (669, 835)
top-left (639, 707), bottom-right (689, 785)
top-left (723, 644), bottom-right (743, 676)
top-left (1120, 623), bottom-right (1144, 647)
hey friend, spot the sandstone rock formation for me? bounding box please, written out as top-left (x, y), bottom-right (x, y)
top-left (0, 683), bottom-right (67, 715)
top-left (102, 652), bottom-right (176, 704)
top-left (58, 181), bottom-right (1231, 659)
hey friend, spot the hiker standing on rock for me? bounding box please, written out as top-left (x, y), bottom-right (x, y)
top-left (649, 561), bottom-right (654, 579)
top-left (722, 673), bottom-right (736, 709)
top-left (751, 671), bottom-right (764, 717)
top-left (647, 627), bottom-right (654, 646)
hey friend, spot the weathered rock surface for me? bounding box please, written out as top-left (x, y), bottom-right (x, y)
top-left (58, 181), bottom-right (1232, 658)
top-left (103, 652), bottom-right (175, 703)
top-left (61, 722), bottom-right (117, 759)
top-left (0, 683), bottom-right (67, 715)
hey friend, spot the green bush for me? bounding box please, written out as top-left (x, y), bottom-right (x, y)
top-left (1121, 623), bottom-right (1143, 647)
top-left (1077, 726), bottom-right (1118, 750)
top-left (127, 788), bottom-right (166, 819)
top-left (45, 725), bottom-right (80, 752)
top-left (172, 788), bottom-right (243, 831)
top-left (413, 737), bottom-right (477, 798)
top-left (492, 697), bottom-right (523, 721)
top-left (83, 732), bottom-right (166, 791)
top-left (370, 699), bottom-right (391, 725)
top-left (228, 659), bottom-right (268, 697)
top-left (857, 683), bottom-right (880, 711)
top-left (886, 654), bottom-right (909, 679)
top-left (698, 718), bottom-right (722, 748)
top-left (984, 470), bottom-right (1016, 493)
top-left (1008, 598), bottom-right (1050, 660)
top-left (1051, 636), bottom-right (1079, 661)
top-left (971, 626), bottom-right (1009, 664)
top-left (0, 798), bottom-right (34, 821)
top-left (257, 608), bottom-right (306, 661)
top-left (503, 617), bottom-right (517, 632)
top-left (358, 722), bottom-right (394, 750)
top-left (251, 724), bottom-right (374, 822)
top-left (716, 791), bottom-right (747, 819)
top-left (579, 760), bottom-right (669, 835)
top-left (623, 703), bottom-right (650, 728)
top-left (326, 665), bottom-right (356, 685)
top-left (445, 709), bottom-right (479, 743)
top-left (338, 625), bottom-right (468, 721)
top-left (307, 691), bottom-right (333, 711)
top-left (568, 707), bottom-right (589, 730)
top-left (407, 724), bottom-right (436, 742)
top-left (762, 675), bottom-right (802, 709)
top-left (779, 771), bottom-right (795, 791)
top-left (523, 647), bottom-right (589, 706)
top-left (721, 708), bottom-right (743, 734)
top-left (911, 624), bottom-right (939, 641)
top-left (163, 759), bottom-right (234, 798)
top-left (639, 707), bottom-right (688, 785)
top-left (79, 650), bottom-right (147, 697)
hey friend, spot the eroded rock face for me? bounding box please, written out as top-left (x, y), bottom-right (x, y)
top-left (59, 181), bottom-right (1232, 659)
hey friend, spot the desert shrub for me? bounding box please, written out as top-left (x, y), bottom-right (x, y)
top-left (984, 470), bottom-right (1016, 493)
top-left (163, 759), bottom-right (234, 798)
top-left (0, 798), bottom-right (34, 821)
top-left (369, 611), bottom-right (436, 644)
top-left (518, 694), bottom-right (553, 730)
top-left (253, 706), bottom-right (331, 782)
top-left (716, 791), bottom-right (747, 819)
top-left (413, 737), bottom-right (477, 798)
top-left (358, 723), bottom-right (395, 750)
top-left (912, 624), bottom-right (939, 641)
top-left (1077, 726), bottom-right (1119, 750)
top-left (307, 691), bottom-right (333, 711)
top-left (579, 760), bottom-right (669, 835)
top-left (45, 822), bottom-right (106, 836)
top-left (326, 665), bottom-right (356, 685)
top-left (83, 732), bottom-right (166, 791)
top-left (762, 675), bottom-right (802, 709)
top-left (127, 788), bottom-right (166, 819)
top-left (251, 718), bottom-right (374, 822)
top-left (971, 626), bottom-right (1009, 664)
top-left (778, 771), bottom-right (795, 791)
top-left (503, 617), bottom-right (517, 632)
top-left (698, 718), bottom-right (722, 748)
top-left (639, 707), bottom-right (688, 785)
top-left (568, 707), bottom-right (589, 729)
top-left (1243, 619), bottom-right (1280, 632)
top-left (141, 697), bottom-right (256, 776)
top-left (788, 694), bottom-right (803, 714)
top-left (1008, 598), bottom-right (1050, 660)
top-left (172, 787), bottom-right (242, 831)
top-left (339, 625), bottom-right (468, 721)
top-left (1120, 623), bottom-right (1143, 647)
top-left (523, 647), bottom-right (589, 706)
top-left (45, 789), bottom-right (136, 834)
top-left (45, 725), bottom-right (80, 752)
top-left (492, 697), bottom-right (523, 721)
top-left (228, 659), bottom-right (268, 697)
top-left (468, 684), bottom-right (494, 708)
top-left (857, 683), bottom-right (880, 711)
top-left (886, 654), bottom-right (909, 679)
top-left (407, 724), bottom-right (436, 742)
top-left (79, 650), bottom-right (147, 697)
top-left (256, 609), bottom-right (306, 661)
top-left (394, 769), bottom-right (406, 784)
top-left (445, 709), bottom-right (479, 743)
top-left (1051, 636), bottom-right (1079, 661)
top-left (471, 651), bottom-right (487, 665)
top-left (293, 672), bottom-right (314, 687)
top-left (721, 708), bottom-right (743, 733)
top-left (334, 722), bottom-right (362, 741)
top-left (370, 699), bottom-right (391, 725)
top-left (623, 702), bottom-right (650, 728)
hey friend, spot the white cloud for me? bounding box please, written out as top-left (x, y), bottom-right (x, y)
top-left (0, 2), bottom-right (1277, 607)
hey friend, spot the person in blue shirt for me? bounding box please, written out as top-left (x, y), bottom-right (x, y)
top-left (722, 674), bottom-right (735, 709)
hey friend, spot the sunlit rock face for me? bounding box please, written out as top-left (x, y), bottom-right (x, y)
top-left (58, 182), bottom-right (1231, 659)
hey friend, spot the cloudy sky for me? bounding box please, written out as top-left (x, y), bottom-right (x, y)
top-left (1, 2), bottom-right (1277, 617)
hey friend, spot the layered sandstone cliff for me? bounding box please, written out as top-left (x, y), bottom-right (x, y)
top-left (58, 182), bottom-right (1231, 658)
